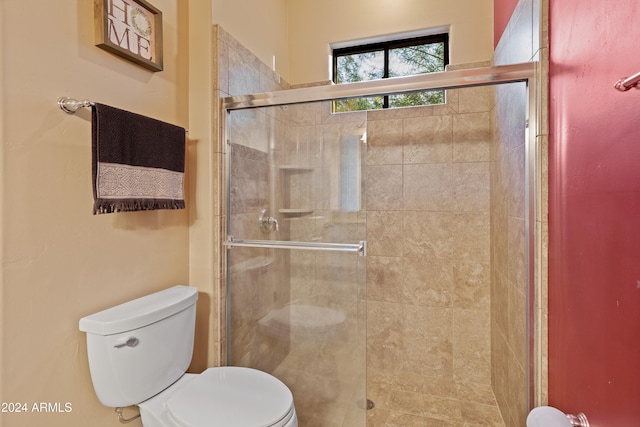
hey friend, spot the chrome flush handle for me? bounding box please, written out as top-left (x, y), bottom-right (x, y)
top-left (113, 337), bottom-right (139, 348)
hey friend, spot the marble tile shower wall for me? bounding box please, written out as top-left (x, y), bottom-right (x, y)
top-left (217, 26), bottom-right (293, 371)
top-left (283, 103), bottom-right (366, 301)
top-left (365, 83), bottom-right (505, 427)
top-left (281, 103), bottom-right (367, 427)
top-left (227, 142), bottom-right (291, 373)
top-left (490, 81), bottom-right (528, 427)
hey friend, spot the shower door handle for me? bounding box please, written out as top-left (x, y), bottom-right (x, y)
top-left (224, 237), bottom-right (367, 256)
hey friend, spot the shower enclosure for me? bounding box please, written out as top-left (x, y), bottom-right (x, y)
top-left (223, 63), bottom-right (537, 427)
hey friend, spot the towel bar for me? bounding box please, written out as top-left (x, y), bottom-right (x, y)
top-left (57, 97), bottom-right (189, 133)
top-left (614, 70), bottom-right (640, 92)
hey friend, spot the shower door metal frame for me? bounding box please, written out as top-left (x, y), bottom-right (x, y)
top-left (221, 61), bottom-right (539, 410)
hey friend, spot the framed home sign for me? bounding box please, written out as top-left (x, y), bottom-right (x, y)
top-left (94, 0), bottom-right (163, 72)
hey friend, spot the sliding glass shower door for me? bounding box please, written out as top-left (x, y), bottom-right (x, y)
top-left (225, 101), bottom-right (368, 427)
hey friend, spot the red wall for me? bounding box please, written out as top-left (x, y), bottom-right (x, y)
top-left (549, 0), bottom-right (640, 424)
top-left (493, 0), bottom-right (518, 47)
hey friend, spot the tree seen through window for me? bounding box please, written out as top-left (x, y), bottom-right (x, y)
top-left (333, 34), bottom-right (449, 112)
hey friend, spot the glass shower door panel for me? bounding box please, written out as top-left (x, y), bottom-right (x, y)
top-left (226, 102), bottom-right (367, 427)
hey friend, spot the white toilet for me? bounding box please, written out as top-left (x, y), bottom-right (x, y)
top-left (79, 285), bottom-right (298, 427)
top-left (527, 406), bottom-right (589, 427)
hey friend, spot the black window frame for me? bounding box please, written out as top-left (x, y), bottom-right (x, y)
top-left (332, 33), bottom-right (450, 109)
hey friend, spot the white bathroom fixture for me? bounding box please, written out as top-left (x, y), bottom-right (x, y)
top-left (527, 406), bottom-right (589, 427)
top-left (79, 285), bottom-right (297, 426)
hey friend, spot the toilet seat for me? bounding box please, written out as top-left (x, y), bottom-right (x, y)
top-left (165, 367), bottom-right (295, 427)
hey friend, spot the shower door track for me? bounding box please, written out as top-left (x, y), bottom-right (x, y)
top-left (221, 62), bottom-right (535, 110)
top-left (224, 237), bottom-right (367, 256)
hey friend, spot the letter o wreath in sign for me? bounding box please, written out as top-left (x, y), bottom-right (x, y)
top-left (131, 8), bottom-right (152, 38)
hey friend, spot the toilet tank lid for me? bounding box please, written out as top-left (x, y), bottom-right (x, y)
top-left (79, 285), bottom-right (198, 336)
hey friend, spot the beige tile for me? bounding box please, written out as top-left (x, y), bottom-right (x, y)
top-left (458, 86), bottom-right (494, 113)
top-left (454, 261), bottom-right (490, 310)
top-left (367, 165), bottom-right (403, 210)
top-left (383, 411), bottom-right (459, 427)
top-left (450, 162), bottom-right (490, 212)
top-left (404, 141), bottom-right (452, 164)
top-left (228, 46), bottom-right (261, 97)
top-left (507, 350), bottom-right (528, 427)
top-left (385, 389), bottom-right (426, 417)
top-left (404, 211), bottom-right (455, 259)
top-left (421, 393), bottom-right (464, 423)
top-left (508, 281), bottom-right (528, 370)
top-left (453, 309), bottom-right (491, 384)
top-left (404, 164), bottom-right (452, 211)
top-left (403, 256), bottom-right (453, 307)
top-left (403, 115), bottom-right (453, 164)
top-left (289, 102), bottom-right (316, 126)
top-left (368, 328), bottom-right (406, 373)
top-left (367, 256), bottom-right (403, 303)
top-left (490, 326), bottom-right (509, 413)
top-left (404, 374), bottom-right (459, 403)
top-left (367, 211), bottom-right (404, 256)
top-left (367, 300), bottom-right (405, 354)
top-left (507, 216), bottom-right (526, 290)
top-left (507, 145), bottom-right (526, 218)
top-left (491, 271), bottom-right (509, 334)
top-left (367, 144), bottom-right (403, 165)
top-left (454, 138), bottom-right (491, 164)
top-left (366, 408), bottom-right (390, 427)
top-left (451, 212), bottom-right (490, 262)
top-left (491, 212), bottom-right (509, 276)
top-left (455, 382), bottom-right (498, 406)
top-left (453, 112), bottom-right (491, 140)
top-left (402, 306), bottom-right (454, 377)
top-left (460, 401), bottom-right (505, 427)
top-left (368, 118), bottom-right (403, 146)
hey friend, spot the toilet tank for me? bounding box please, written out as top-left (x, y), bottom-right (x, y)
top-left (79, 285), bottom-right (199, 408)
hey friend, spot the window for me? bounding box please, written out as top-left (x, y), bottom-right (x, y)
top-left (332, 34), bottom-right (449, 112)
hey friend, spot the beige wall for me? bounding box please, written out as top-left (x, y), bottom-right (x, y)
top-left (188, 0), bottom-right (223, 372)
top-left (211, 0), bottom-right (493, 86)
top-left (0, 0), bottom-right (211, 426)
top-left (212, 0), bottom-right (290, 82)
top-left (287, 0), bottom-right (494, 84)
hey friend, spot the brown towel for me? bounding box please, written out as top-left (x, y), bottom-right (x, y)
top-left (91, 104), bottom-right (186, 214)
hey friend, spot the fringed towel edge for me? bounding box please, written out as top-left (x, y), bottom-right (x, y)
top-left (93, 198), bottom-right (186, 215)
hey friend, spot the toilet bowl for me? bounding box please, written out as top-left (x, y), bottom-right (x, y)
top-left (79, 285), bottom-right (298, 427)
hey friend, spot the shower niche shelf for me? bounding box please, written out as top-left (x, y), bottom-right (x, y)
top-left (278, 208), bottom-right (314, 217)
top-left (278, 165), bottom-right (314, 172)
top-left (278, 165), bottom-right (314, 219)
